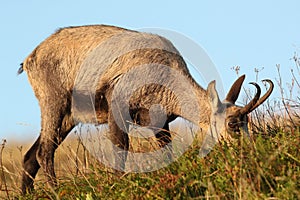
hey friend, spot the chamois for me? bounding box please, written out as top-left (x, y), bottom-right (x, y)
top-left (19, 25), bottom-right (273, 194)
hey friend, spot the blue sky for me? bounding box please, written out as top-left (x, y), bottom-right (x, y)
top-left (1, 0), bottom-right (299, 141)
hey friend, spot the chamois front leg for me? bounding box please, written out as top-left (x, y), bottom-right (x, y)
top-left (107, 110), bottom-right (129, 171)
top-left (154, 123), bottom-right (173, 161)
top-left (155, 123), bottom-right (171, 148)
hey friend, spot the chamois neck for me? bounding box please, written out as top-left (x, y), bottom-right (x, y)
top-left (173, 79), bottom-right (211, 128)
top-left (194, 82), bottom-right (211, 125)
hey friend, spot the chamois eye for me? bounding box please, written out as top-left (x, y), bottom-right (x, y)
top-left (228, 121), bottom-right (236, 129)
top-left (227, 118), bottom-right (238, 129)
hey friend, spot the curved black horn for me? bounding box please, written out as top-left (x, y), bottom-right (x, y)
top-left (240, 82), bottom-right (261, 115)
top-left (247, 79), bottom-right (274, 113)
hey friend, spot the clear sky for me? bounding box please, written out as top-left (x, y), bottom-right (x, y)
top-left (1, 0), bottom-right (299, 141)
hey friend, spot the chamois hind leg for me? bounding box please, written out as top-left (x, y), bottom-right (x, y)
top-left (22, 100), bottom-right (74, 194)
top-left (21, 136), bottom-right (40, 194)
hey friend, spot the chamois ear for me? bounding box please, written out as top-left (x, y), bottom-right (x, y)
top-left (225, 74), bottom-right (246, 104)
top-left (207, 80), bottom-right (222, 112)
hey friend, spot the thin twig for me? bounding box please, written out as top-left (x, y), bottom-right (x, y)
top-left (0, 139), bottom-right (10, 200)
top-left (276, 64), bottom-right (296, 128)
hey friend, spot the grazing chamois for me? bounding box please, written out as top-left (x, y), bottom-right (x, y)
top-left (19, 25), bottom-right (273, 194)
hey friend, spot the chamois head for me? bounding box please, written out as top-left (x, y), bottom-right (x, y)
top-left (207, 75), bottom-right (273, 140)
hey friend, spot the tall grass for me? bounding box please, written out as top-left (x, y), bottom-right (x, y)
top-left (1, 54), bottom-right (300, 199)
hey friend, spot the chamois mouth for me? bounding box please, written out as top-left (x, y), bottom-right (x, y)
top-left (230, 129), bottom-right (242, 139)
top-left (227, 121), bottom-right (248, 139)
